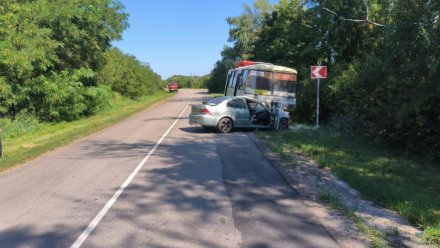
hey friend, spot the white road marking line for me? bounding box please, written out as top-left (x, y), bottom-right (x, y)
top-left (71, 93), bottom-right (194, 248)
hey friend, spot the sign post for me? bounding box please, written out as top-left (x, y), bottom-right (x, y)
top-left (311, 66), bottom-right (327, 127)
top-left (317, 77), bottom-right (320, 127)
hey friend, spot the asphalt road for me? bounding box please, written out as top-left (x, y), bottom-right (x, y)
top-left (0, 89), bottom-right (339, 248)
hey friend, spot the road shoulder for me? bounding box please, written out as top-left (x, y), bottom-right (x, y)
top-left (247, 132), bottom-right (432, 248)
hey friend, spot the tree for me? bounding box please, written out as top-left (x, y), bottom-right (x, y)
top-left (39, 0), bottom-right (128, 73)
top-left (207, 1), bottom-right (273, 93)
top-left (0, 0), bottom-right (60, 116)
top-left (0, 0), bottom-right (130, 121)
top-left (226, 0), bottom-right (273, 60)
top-left (97, 48), bottom-right (161, 99)
top-left (206, 45), bottom-right (238, 93)
top-left (253, 0), bottom-right (321, 70)
top-left (342, 0), bottom-right (440, 160)
top-left (217, 0), bottom-right (440, 161)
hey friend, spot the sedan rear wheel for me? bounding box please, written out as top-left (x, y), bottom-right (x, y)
top-left (217, 118), bottom-right (233, 133)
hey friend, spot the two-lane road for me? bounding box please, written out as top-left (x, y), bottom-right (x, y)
top-left (0, 89), bottom-right (339, 248)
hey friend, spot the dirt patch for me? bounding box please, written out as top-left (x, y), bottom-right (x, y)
top-left (248, 133), bottom-right (433, 248)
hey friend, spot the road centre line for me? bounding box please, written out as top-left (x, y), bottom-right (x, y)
top-left (71, 93), bottom-right (194, 248)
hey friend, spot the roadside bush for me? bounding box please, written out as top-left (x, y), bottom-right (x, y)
top-left (0, 0), bottom-right (129, 122)
top-left (424, 227), bottom-right (440, 245)
top-left (83, 85), bottom-right (113, 115)
top-left (0, 78), bottom-right (13, 116)
top-left (29, 69), bottom-right (110, 122)
top-left (0, 112), bottom-right (43, 139)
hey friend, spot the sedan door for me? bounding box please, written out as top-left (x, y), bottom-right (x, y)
top-left (226, 98), bottom-right (251, 127)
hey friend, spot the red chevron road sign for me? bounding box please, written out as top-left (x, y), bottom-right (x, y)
top-left (311, 66), bottom-right (327, 79)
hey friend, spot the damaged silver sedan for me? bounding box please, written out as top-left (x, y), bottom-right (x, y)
top-left (189, 96), bottom-right (289, 133)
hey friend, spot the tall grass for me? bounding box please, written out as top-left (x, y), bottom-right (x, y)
top-left (0, 112), bottom-right (44, 140)
top-left (257, 126), bottom-right (440, 245)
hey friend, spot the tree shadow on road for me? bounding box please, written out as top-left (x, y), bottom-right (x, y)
top-left (0, 225), bottom-right (79, 248)
top-left (0, 130), bottom-right (337, 248)
top-left (85, 132), bottom-right (338, 247)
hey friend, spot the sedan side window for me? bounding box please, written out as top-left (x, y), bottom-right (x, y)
top-left (227, 99), bottom-right (247, 109)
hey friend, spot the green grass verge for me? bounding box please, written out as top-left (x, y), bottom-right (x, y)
top-left (257, 125), bottom-right (440, 246)
top-left (0, 92), bottom-right (172, 172)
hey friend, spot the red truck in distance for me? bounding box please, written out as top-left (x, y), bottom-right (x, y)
top-left (167, 82), bottom-right (179, 92)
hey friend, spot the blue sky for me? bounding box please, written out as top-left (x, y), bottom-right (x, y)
top-left (113, 0), bottom-right (278, 79)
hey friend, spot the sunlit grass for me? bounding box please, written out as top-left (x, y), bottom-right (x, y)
top-left (257, 125), bottom-right (440, 245)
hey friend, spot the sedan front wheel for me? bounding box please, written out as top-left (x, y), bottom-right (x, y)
top-left (217, 118), bottom-right (233, 133)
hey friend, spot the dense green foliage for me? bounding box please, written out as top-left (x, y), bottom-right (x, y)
top-left (97, 48), bottom-right (162, 98)
top-left (164, 75), bottom-right (209, 89)
top-left (205, 47), bottom-right (235, 93)
top-left (210, 0), bottom-right (440, 162)
top-left (0, 0), bottom-right (163, 122)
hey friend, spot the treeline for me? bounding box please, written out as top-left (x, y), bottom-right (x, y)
top-left (0, 0), bottom-right (162, 122)
top-left (164, 75), bottom-right (209, 89)
top-left (209, 0), bottom-right (440, 161)
top-left (97, 48), bottom-right (162, 99)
